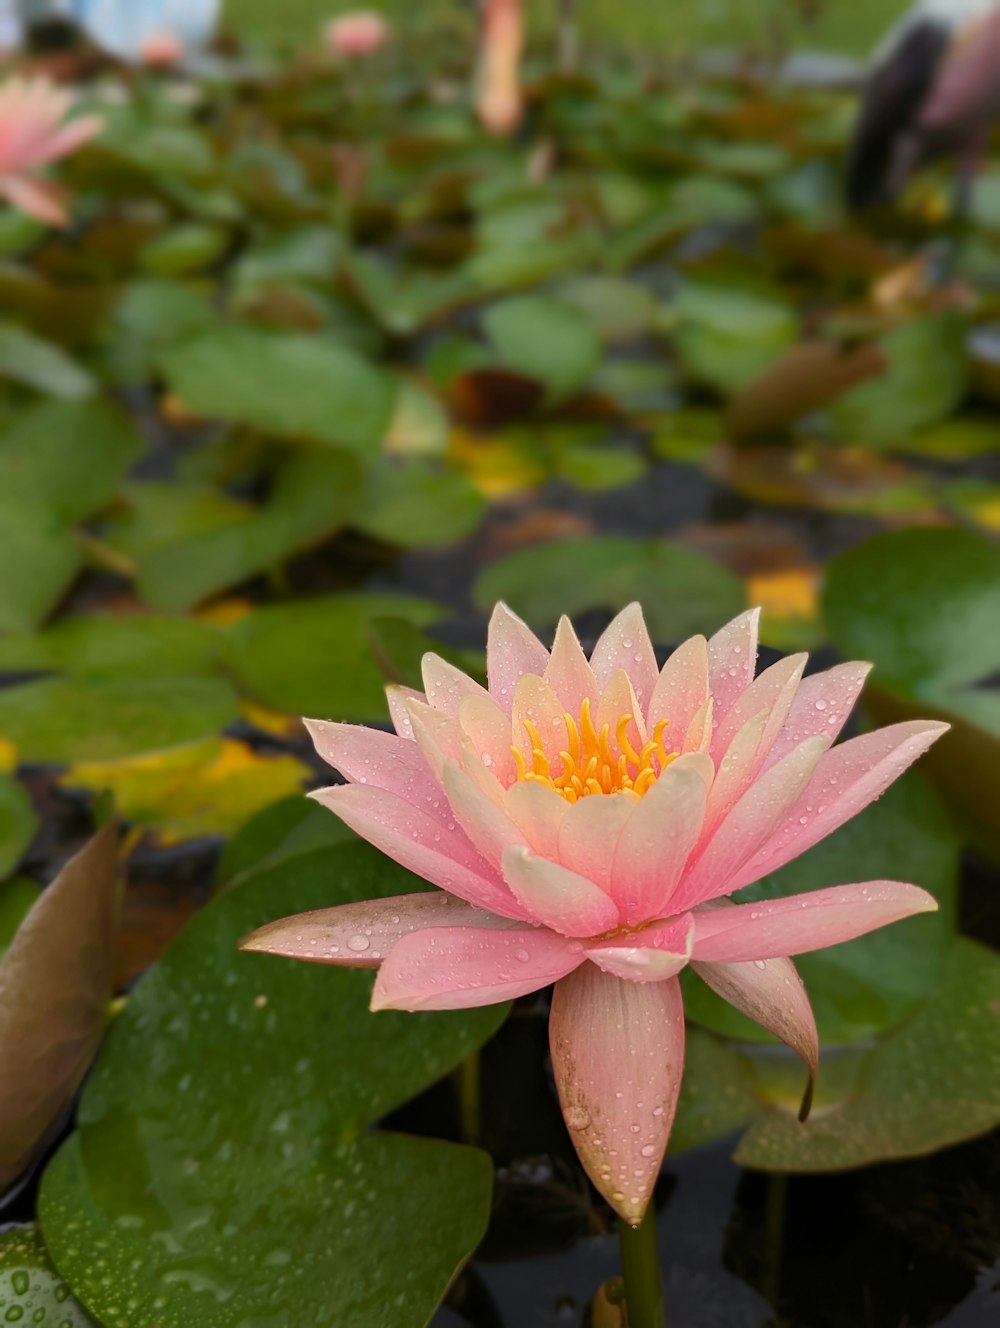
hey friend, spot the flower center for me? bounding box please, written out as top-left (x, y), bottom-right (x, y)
top-left (512, 697), bottom-right (676, 803)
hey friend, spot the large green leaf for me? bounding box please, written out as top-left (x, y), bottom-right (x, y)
top-left (0, 1226), bottom-right (92, 1325)
top-left (482, 294), bottom-right (602, 404)
top-left (0, 826), bottom-right (119, 1193)
top-left (0, 774), bottom-right (38, 881)
top-left (222, 594), bottom-right (443, 721)
top-left (159, 324), bottom-right (393, 454)
top-left (0, 675), bottom-right (240, 763)
top-left (683, 771), bottom-right (959, 1045)
top-left (473, 537), bottom-right (745, 642)
top-left (829, 313), bottom-right (969, 446)
top-left (39, 842), bottom-right (505, 1328)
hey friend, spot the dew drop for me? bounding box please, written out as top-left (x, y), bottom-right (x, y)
top-left (565, 1106), bottom-right (591, 1131)
top-left (814, 699), bottom-right (828, 712)
top-left (640, 1144), bottom-right (656, 1158)
top-left (347, 934), bottom-right (371, 953)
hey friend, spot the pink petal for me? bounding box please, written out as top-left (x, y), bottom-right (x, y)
top-left (690, 879), bottom-right (938, 963)
top-left (557, 793), bottom-right (634, 893)
top-left (371, 924), bottom-right (584, 1010)
top-left (611, 754), bottom-right (711, 924)
top-left (590, 603), bottom-right (659, 716)
top-left (692, 953), bottom-right (817, 1119)
top-left (404, 696), bottom-right (464, 781)
top-left (511, 673), bottom-right (567, 769)
top-left (502, 845), bottom-right (620, 936)
top-left (702, 709), bottom-right (768, 835)
top-left (31, 113), bottom-right (102, 164)
top-left (710, 652), bottom-right (807, 768)
top-left (550, 965), bottom-right (686, 1225)
top-left (458, 692), bottom-right (516, 785)
top-left (544, 616), bottom-right (598, 713)
top-left (442, 760), bottom-right (522, 867)
top-left (304, 718), bottom-right (443, 817)
top-left (763, 661), bottom-right (873, 770)
top-left (596, 669), bottom-right (646, 752)
top-left (586, 913), bottom-right (694, 982)
top-left (672, 735), bottom-right (831, 911)
top-left (386, 684), bottom-right (423, 739)
top-left (0, 172), bottom-right (67, 226)
top-left (241, 892), bottom-right (510, 968)
top-left (487, 602), bottom-right (549, 712)
top-left (503, 780), bottom-right (569, 858)
top-left (312, 784), bottom-right (525, 919)
top-left (421, 653), bottom-right (490, 717)
top-left (726, 721), bottom-right (951, 893)
top-left (682, 694), bottom-right (713, 754)
top-left (707, 608), bottom-right (760, 724)
top-left (646, 634), bottom-right (709, 754)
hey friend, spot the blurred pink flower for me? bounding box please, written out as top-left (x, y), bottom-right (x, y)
top-left (244, 604), bottom-right (946, 1224)
top-left (139, 31), bottom-right (185, 68)
top-left (0, 77), bottom-right (102, 227)
top-left (475, 0), bottom-right (523, 135)
top-left (324, 10), bottom-right (391, 57)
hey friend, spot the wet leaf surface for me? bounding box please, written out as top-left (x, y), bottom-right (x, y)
top-left (0, 1226), bottom-right (92, 1326)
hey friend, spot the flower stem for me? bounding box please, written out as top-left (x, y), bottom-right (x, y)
top-left (455, 1049), bottom-right (481, 1145)
top-left (617, 1208), bottom-right (665, 1328)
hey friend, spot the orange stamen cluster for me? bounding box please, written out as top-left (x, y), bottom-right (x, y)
top-left (512, 697), bottom-right (676, 803)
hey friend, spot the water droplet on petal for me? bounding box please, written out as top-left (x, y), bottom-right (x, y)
top-left (347, 934), bottom-right (371, 953)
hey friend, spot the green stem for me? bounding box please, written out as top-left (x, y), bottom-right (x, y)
top-left (455, 1049), bottom-right (481, 1146)
top-left (762, 1172), bottom-right (788, 1309)
top-left (617, 1208), bottom-right (665, 1328)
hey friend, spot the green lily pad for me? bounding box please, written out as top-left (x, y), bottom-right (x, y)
top-left (473, 537), bottom-right (745, 642)
top-left (356, 460), bottom-right (486, 549)
top-left (829, 313), bottom-right (969, 446)
top-left (0, 675), bottom-right (240, 764)
top-left (39, 842), bottom-right (505, 1328)
top-left (671, 281), bottom-right (799, 397)
top-left (0, 323), bottom-right (96, 399)
top-left (825, 527), bottom-right (1000, 863)
top-left (555, 275), bottom-right (659, 345)
top-left (0, 775), bottom-right (38, 881)
top-left (111, 280), bottom-right (217, 384)
top-left (159, 324), bottom-right (393, 454)
top-left (0, 502), bottom-right (81, 634)
top-left (139, 223), bottom-right (231, 278)
top-left (0, 1226), bottom-right (92, 1325)
top-left (216, 796), bottom-right (354, 889)
top-left (683, 771), bottom-right (959, 1046)
top-left (221, 594), bottom-right (444, 721)
top-left (734, 939), bottom-right (1000, 1170)
top-left (482, 294), bottom-right (602, 405)
top-left (0, 614), bottom-right (222, 680)
top-left (0, 877), bottom-right (39, 956)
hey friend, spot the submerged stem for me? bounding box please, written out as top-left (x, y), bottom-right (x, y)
top-left (456, 1049), bottom-right (481, 1145)
top-left (617, 1208), bottom-right (665, 1328)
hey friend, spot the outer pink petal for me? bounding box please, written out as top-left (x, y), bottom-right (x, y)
top-left (544, 616), bottom-right (598, 713)
top-left (502, 845), bottom-right (620, 936)
top-left (550, 965), bottom-right (686, 1225)
top-left (312, 784), bottom-right (525, 918)
top-left (611, 754), bottom-right (711, 923)
top-left (241, 892), bottom-right (510, 967)
top-left (386, 684), bottom-right (423, 739)
top-left (441, 760), bottom-right (523, 866)
top-left (31, 113), bottom-right (103, 164)
top-left (421, 653), bottom-right (490, 716)
top-left (690, 880), bottom-right (938, 963)
top-left (590, 603), bottom-right (659, 716)
top-left (707, 608), bottom-right (760, 725)
top-left (487, 602), bottom-right (550, 712)
top-left (504, 780), bottom-right (569, 858)
top-left (557, 793), bottom-right (634, 892)
top-left (458, 692), bottom-right (516, 785)
top-left (762, 661), bottom-right (872, 770)
top-left (371, 924), bottom-right (584, 1010)
top-left (0, 172), bottom-right (67, 225)
top-left (404, 696), bottom-right (464, 780)
top-left (692, 954), bottom-right (818, 1119)
top-left (304, 719), bottom-right (442, 814)
top-left (710, 652), bottom-right (807, 768)
top-left (645, 634), bottom-right (709, 754)
top-left (586, 913), bottom-right (694, 982)
top-left (671, 735), bottom-right (831, 911)
top-left (726, 720), bottom-right (951, 894)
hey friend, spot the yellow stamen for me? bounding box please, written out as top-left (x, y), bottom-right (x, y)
top-left (512, 699), bottom-right (677, 802)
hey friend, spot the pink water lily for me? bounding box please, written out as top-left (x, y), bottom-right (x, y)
top-left (0, 77), bottom-right (103, 227)
top-left (243, 604), bottom-right (946, 1224)
top-left (324, 10), bottom-right (391, 58)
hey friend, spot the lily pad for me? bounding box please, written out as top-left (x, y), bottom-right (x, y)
top-left (356, 461), bottom-right (486, 549)
top-left (0, 1226), bottom-right (92, 1325)
top-left (159, 324), bottom-right (394, 454)
top-left (473, 537), bottom-right (745, 642)
top-left (0, 502), bottom-right (81, 634)
top-left (671, 281), bottom-right (799, 396)
top-left (0, 323), bottom-right (96, 399)
top-left (39, 842), bottom-right (505, 1328)
top-left (0, 775), bottom-right (39, 881)
top-left (481, 294), bottom-right (602, 404)
top-left (0, 878), bottom-right (39, 956)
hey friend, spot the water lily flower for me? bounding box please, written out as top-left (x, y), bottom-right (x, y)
top-left (324, 10), bottom-right (390, 58)
top-left (0, 76), bottom-right (102, 226)
top-left (474, 0), bottom-right (523, 135)
top-left (243, 604), bottom-right (946, 1225)
top-left (139, 30), bottom-right (184, 66)
top-left (69, 0), bottom-right (219, 64)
